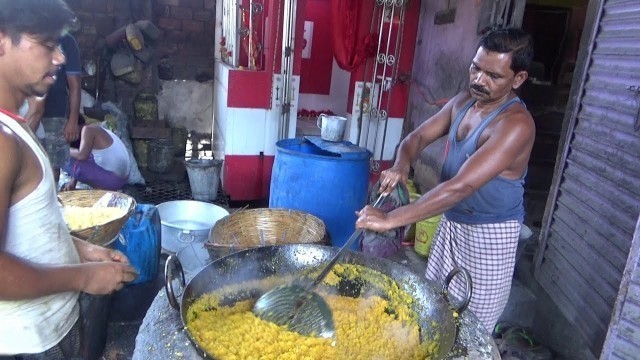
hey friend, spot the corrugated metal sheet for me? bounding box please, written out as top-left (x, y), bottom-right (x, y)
top-left (535, 0), bottom-right (640, 356)
top-left (601, 217), bottom-right (640, 359)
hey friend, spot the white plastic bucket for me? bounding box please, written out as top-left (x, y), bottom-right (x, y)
top-left (316, 114), bottom-right (347, 142)
top-left (185, 159), bottom-right (223, 201)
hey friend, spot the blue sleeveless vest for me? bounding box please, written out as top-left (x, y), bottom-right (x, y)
top-left (441, 97), bottom-right (525, 224)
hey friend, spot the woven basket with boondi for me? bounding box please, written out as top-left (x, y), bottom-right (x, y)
top-left (206, 208), bottom-right (326, 257)
top-left (58, 189), bottom-right (136, 247)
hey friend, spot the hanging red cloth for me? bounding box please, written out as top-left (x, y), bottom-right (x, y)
top-left (331, 0), bottom-right (373, 72)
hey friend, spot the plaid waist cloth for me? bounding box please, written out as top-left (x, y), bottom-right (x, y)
top-left (425, 215), bottom-right (521, 332)
top-left (360, 181), bottom-right (410, 258)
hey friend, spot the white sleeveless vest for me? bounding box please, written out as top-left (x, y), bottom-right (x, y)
top-left (0, 112), bottom-right (80, 355)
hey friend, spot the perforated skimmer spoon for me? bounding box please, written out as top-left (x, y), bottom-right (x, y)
top-left (253, 194), bottom-right (386, 338)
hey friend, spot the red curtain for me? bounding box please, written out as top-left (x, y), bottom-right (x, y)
top-left (331, 0), bottom-right (374, 72)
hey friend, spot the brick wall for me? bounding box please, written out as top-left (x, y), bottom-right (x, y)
top-left (67, 0), bottom-right (215, 81)
top-left (65, 0), bottom-right (215, 123)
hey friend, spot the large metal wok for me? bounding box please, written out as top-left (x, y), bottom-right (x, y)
top-left (165, 244), bottom-right (472, 359)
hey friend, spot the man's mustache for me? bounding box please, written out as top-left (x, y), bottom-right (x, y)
top-left (470, 83), bottom-right (489, 95)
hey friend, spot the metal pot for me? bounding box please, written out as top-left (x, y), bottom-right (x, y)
top-left (156, 200), bottom-right (229, 254)
top-left (165, 244), bottom-right (472, 359)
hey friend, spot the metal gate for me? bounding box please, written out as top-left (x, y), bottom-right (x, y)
top-left (357, 0), bottom-right (410, 171)
top-left (534, 0), bottom-right (640, 356)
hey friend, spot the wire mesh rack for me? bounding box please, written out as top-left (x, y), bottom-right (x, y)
top-left (122, 180), bottom-right (230, 207)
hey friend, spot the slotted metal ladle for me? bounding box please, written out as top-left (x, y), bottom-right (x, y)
top-left (253, 194), bottom-right (386, 338)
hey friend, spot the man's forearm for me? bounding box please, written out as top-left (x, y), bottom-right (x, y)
top-left (69, 148), bottom-right (82, 159)
top-left (0, 252), bottom-right (84, 300)
top-left (393, 132), bottom-right (424, 170)
top-left (386, 179), bottom-right (474, 229)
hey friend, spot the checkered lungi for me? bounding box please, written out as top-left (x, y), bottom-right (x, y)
top-left (425, 215), bottom-right (521, 332)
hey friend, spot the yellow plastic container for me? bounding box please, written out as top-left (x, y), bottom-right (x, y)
top-left (406, 179), bottom-right (418, 194)
top-left (404, 192), bottom-right (421, 243)
top-left (414, 214), bottom-right (442, 257)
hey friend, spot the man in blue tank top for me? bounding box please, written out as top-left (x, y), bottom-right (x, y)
top-left (356, 28), bottom-right (535, 333)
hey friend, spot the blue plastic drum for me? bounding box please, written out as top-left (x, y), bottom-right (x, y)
top-left (269, 136), bottom-right (371, 250)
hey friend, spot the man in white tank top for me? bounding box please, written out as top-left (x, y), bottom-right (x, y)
top-left (61, 115), bottom-right (131, 191)
top-left (0, 1), bottom-right (138, 358)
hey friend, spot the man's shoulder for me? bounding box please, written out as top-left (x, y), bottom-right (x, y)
top-left (448, 92), bottom-right (474, 115)
top-left (493, 99), bottom-right (535, 134)
top-left (0, 118), bottom-right (21, 139)
top-left (505, 97), bottom-right (534, 121)
top-left (84, 124), bottom-right (103, 135)
top-left (0, 123), bottom-right (23, 166)
top-left (452, 92), bottom-right (473, 105)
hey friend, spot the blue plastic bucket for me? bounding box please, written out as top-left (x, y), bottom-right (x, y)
top-left (116, 204), bottom-right (161, 285)
top-left (269, 137), bottom-right (371, 250)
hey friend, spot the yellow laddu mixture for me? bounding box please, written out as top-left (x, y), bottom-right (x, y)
top-left (63, 206), bottom-right (126, 230)
top-left (186, 265), bottom-right (439, 360)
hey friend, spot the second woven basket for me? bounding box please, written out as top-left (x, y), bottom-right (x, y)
top-left (206, 208), bottom-right (326, 258)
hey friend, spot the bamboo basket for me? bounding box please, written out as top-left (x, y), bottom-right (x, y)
top-left (58, 190), bottom-right (136, 247)
top-left (206, 208), bottom-right (326, 258)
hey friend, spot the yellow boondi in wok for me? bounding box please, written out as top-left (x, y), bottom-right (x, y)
top-left (187, 290), bottom-right (438, 359)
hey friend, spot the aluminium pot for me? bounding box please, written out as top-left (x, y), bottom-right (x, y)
top-left (165, 244), bottom-right (473, 359)
top-left (156, 200), bottom-right (229, 254)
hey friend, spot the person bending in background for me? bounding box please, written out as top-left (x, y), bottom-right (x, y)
top-left (25, 32), bottom-right (82, 187)
top-left (356, 28), bottom-right (535, 333)
top-left (0, 1), bottom-right (137, 358)
top-left (61, 115), bottom-right (131, 191)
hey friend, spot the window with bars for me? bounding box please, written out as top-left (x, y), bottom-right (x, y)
top-left (477, 0), bottom-right (527, 34)
top-left (220, 0), bottom-right (239, 66)
top-left (219, 0), bottom-right (265, 70)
